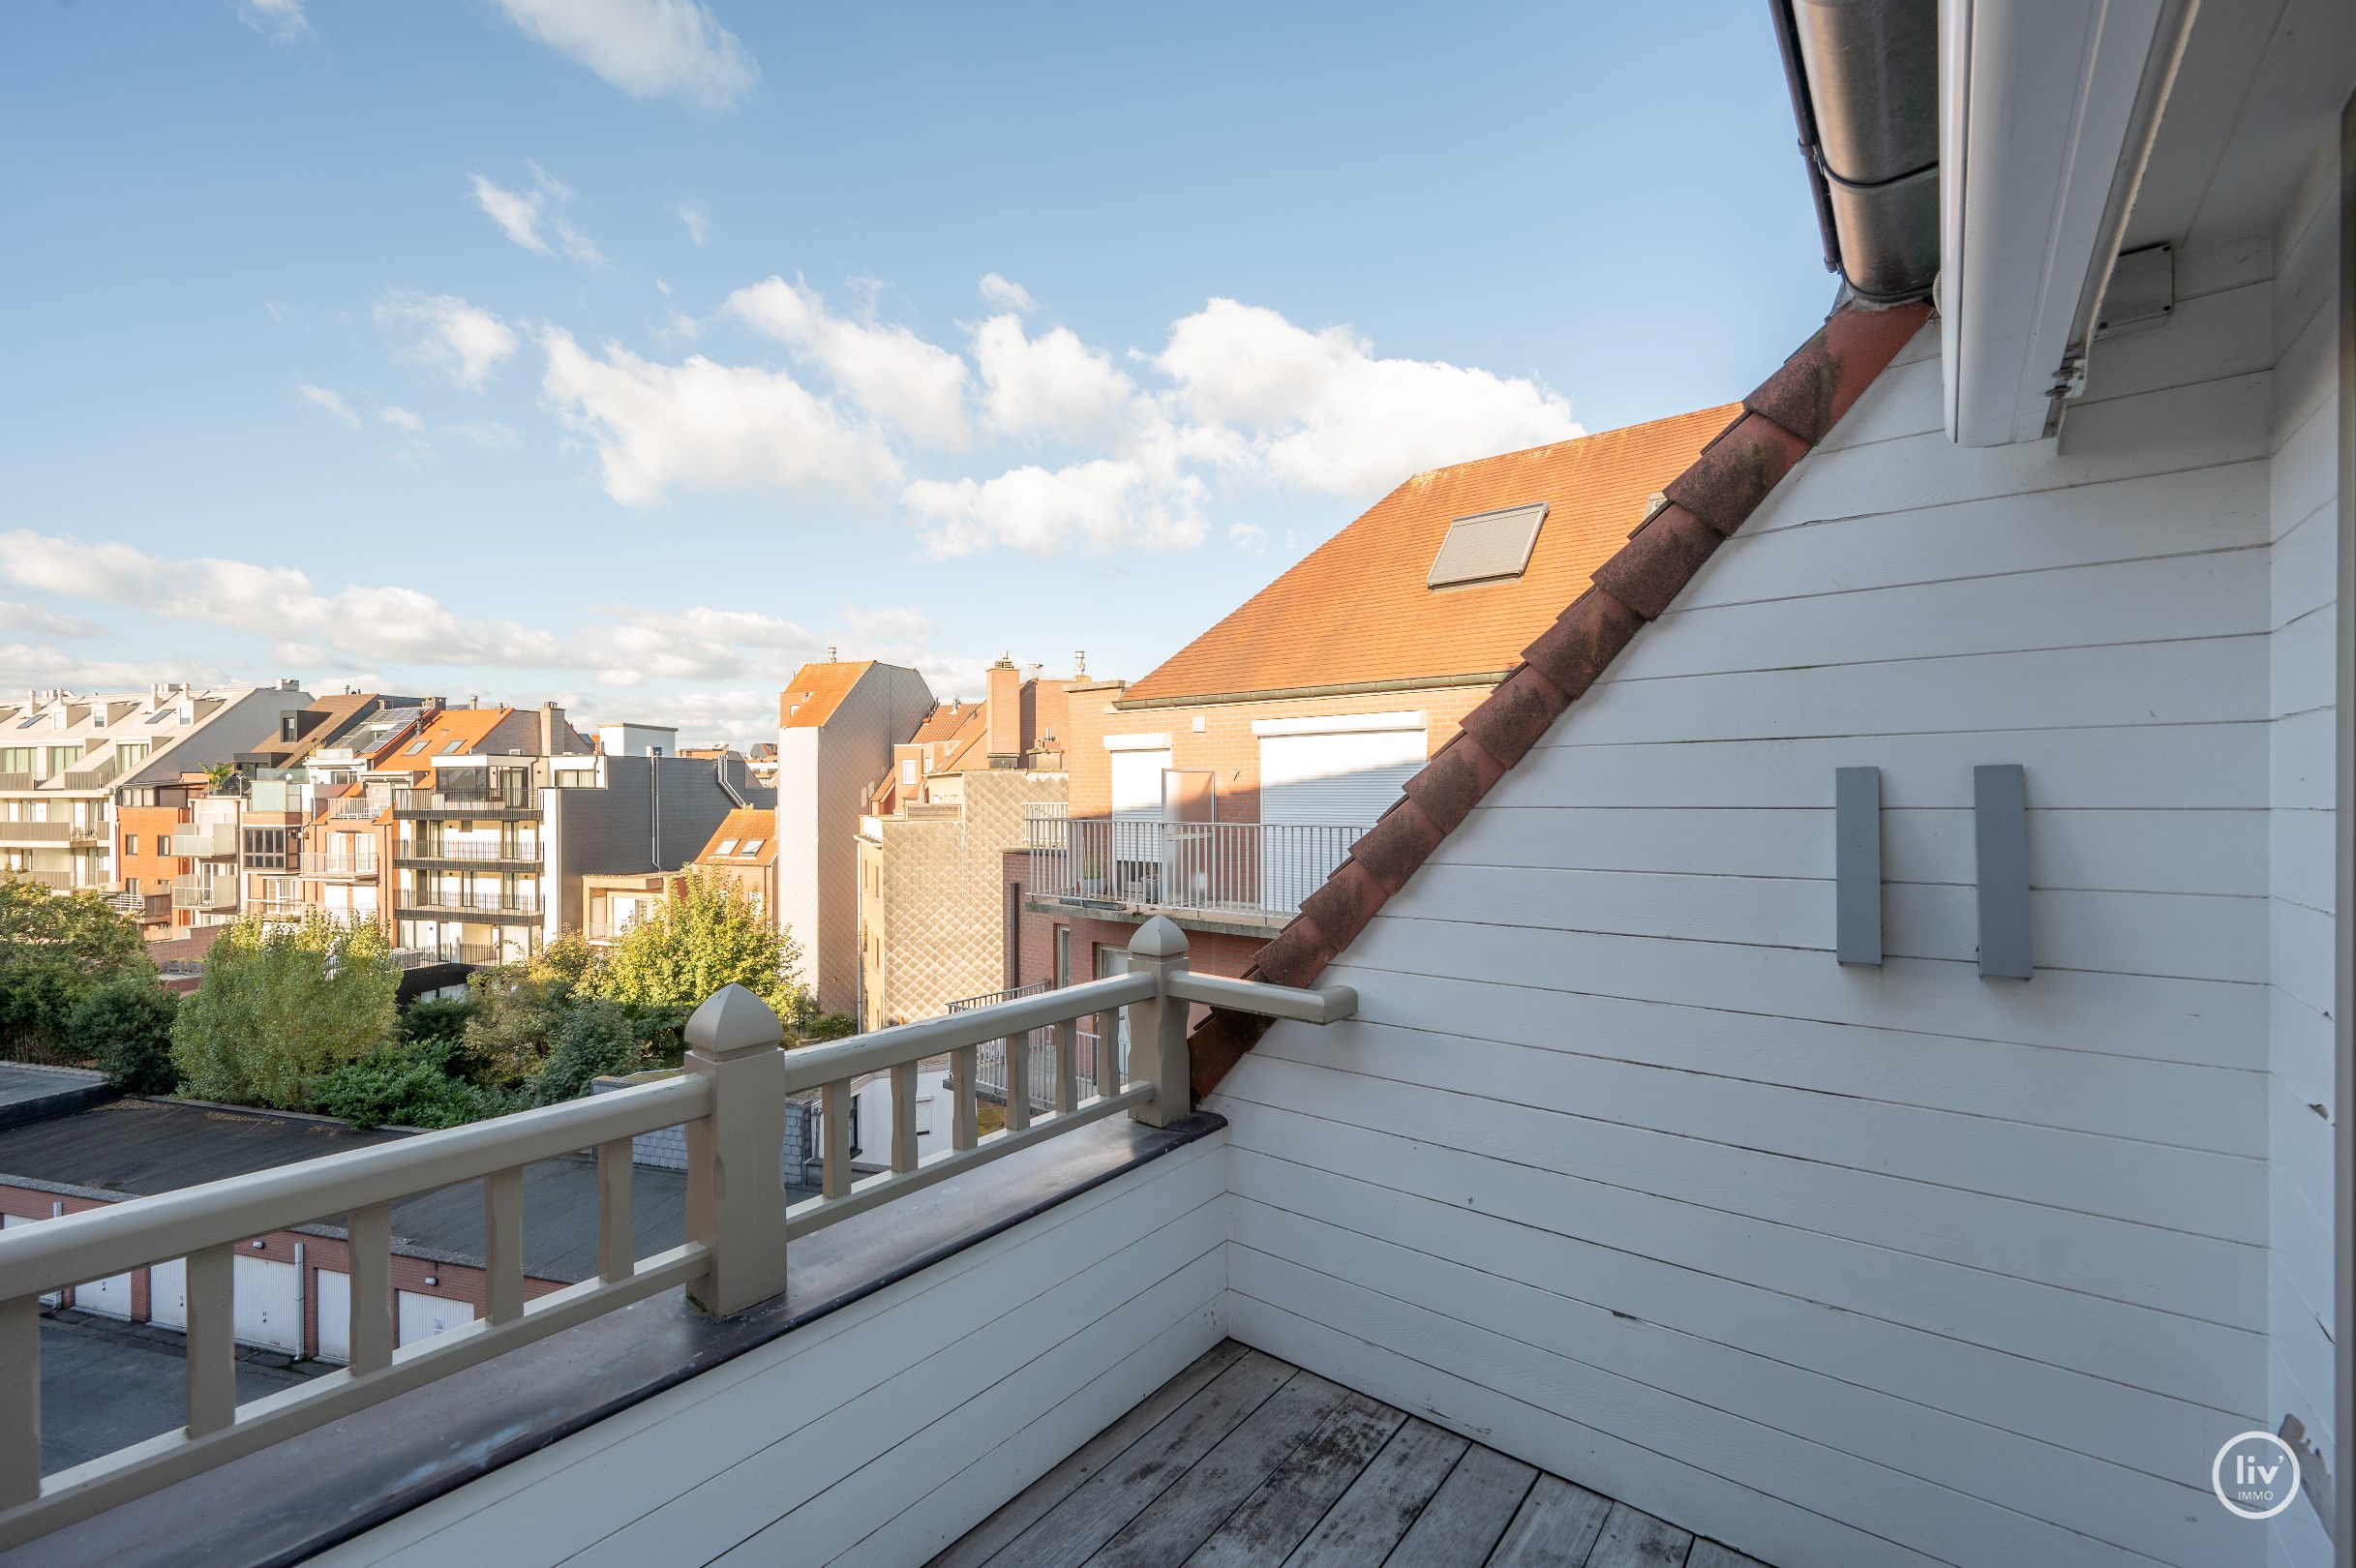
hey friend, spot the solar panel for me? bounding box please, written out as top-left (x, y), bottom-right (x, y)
top-left (1427, 501), bottom-right (1548, 589)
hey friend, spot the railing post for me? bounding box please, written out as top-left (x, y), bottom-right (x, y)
top-left (1123, 916), bottom-right (1192, 1128)
top-left (682, 984), bottom-right (791, 1316)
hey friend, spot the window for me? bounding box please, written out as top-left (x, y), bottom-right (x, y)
top-left (739, 837), bottom-right (764, 856)
top-left (144, 709), bottom-right (172, 725)
top-left (716, 839), bottom-right (740, 856)
top-left (1427, 501), bottom-right (1549, 589)
top-left (899, 759), bottom-right (917, 788)
top-left (404, 740), bottom-right (426, 755)
top-left (45, 746), bottom-right (84, 773)
top-left (438, 740), bottom-right (464, 755)
top-left (0, 748), bottom-right (31, 772)
top-left (243, 827), bottom-right (289, 870)
top-left (117, 742), bottom-right (149, 766)
top-left (124, 835), bottom-right (137, 857)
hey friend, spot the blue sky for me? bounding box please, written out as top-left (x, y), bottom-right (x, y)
top-left (0, 0), bottom-right (1831, 745)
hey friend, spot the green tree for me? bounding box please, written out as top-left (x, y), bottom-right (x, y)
top-left (311, 1038), bottom-right (505, 1130)
top-left (0, 878), bottom-right (153, 1063)
top-left (68, 976), bottom-right (180, 1095)
top-left (170, 913), bottom-right (400, 1108)
top-left (529, 996), bottom-right (649, 1106)
top-left (600, 867), bottom-right (803, 1018)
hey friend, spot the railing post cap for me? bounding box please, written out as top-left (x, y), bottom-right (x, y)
top-left (1129, 915), bottom-right (1188, 959)
top-left (684, 983), bottom-right (785, 1056)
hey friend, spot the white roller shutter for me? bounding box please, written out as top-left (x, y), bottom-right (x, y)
top-left (315, 1268), bottom-right (349, 1363)
top-left (399, 1289), bottom-right (477, 1347)
top-left (233, 1255), bottom-right (303, 1353)
top-left (1256, 713), bottom-right (1429, 827)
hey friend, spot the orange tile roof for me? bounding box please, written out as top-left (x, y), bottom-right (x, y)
top-left (911, 701), bottom-right (980, 745)
top-left (694, 807), bottom-right (777, 866)
top-left (1123, 405), bottom-right (1742, 704)
top-left (389, 707), bottom-right (511, 764)
top-left (779, 662), bottom-right (873, 728)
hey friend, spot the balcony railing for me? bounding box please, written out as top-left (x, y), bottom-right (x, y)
top-left (399, 841), bottom-right (542, 863)
top-left (0, 822), bottom-right (73, 846)
top-left (327, 797), bottom-right (382, 821)
top-left (3, 869), bottom-right (72, 892)
top-left (401, 890), bottom-right (542, 916)
top-left (1024, 815), bottom-right (1367, 920)
top-left (169, 879), bottom-right (234, 911)
top-left (254, 897), bottom-right (310, 918)
top-left (302, 852), bottom-right (378, 879)
top-left (394, 789), bottom-right (536, 815)
top-left (167, 824), bottom-right (237, 859)
top-left (61, 754), bottom-right (125, 791)
top-left (0, 918), bottom-right (1354, 1547)
top-left (0, 773), bottom-right (31, 792)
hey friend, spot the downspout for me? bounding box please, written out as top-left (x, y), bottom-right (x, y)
top-left (2335, 82), bottom-right (2355, 1568)
top-left (1769, 0), bottom-right (1941, 304)
top-left (715, 754), bottom-right (750, 809)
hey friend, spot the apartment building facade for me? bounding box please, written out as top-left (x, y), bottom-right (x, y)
top-left (1022, 411), bottom-right (1737, 987)
top-left (774, 660), bottom-right (933, 1014)
top-left (856, 657), bottom-right (1069, 1030)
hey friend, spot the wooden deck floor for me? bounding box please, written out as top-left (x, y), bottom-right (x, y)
top-left (932, 1342), bottom-right (1772, 1568)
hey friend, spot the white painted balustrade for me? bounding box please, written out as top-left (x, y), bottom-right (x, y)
top-left (0, 916), bottom-right (1352, 1550)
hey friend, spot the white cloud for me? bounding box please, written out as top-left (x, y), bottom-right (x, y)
top-left (379, 406), bottom-right (426, 433)
top-left (469, 169), bottom-right (602, 263)
top-left (1227, 523), bottom-right (1271, 554)
top-left (0, 600), bottom-right (106, 639)
top-left (234, 0), bottom-right (308, 43)
top-left (449, 420), bottom-right (521, 447)
top-left (978, 273), bottom-right (1038, 314)
top-left (902, 458), bottom-right (1205, 558)
top-left (970, 315), bottom-right (1135, 446)
top-left (375, 290), bottom-right (520, 391)
top-left (678, 202), bottom-right (710, 246)
top-left (296, 383), bottom-right (359, 428)
top-left (726, 277), bottom-right (972, 448)
top-left (493, 0), bottom-right (759, 111)
top-left (1155, 298), bottom-right (1581, 494)
top-left (539, 327), bottom-right (899, 507)
top-left (592, 606), bottom-right (821, 685)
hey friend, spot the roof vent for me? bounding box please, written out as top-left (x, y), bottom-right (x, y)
top-left (1428, 502), bottom-right (1548, 590)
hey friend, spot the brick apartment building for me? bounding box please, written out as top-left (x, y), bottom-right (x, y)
top-left (1017, 407), bottom-right (1739, 990)
top-left (856, 656), bottom-right (1069, 1030)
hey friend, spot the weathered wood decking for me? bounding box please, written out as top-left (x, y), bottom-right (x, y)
top-left (933, 1342), bottom-right (1772, 1568)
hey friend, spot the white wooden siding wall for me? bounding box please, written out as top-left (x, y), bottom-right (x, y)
top-left (317, 1131), bottom-right (1229, 1568)
top-left (2262, 141), bottom-right (2341, 1568)
top-left (1218, 277), bottom-right (2313, 1567)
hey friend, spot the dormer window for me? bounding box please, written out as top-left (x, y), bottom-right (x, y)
top-left (1427, 502), bottom-right (1548, 589)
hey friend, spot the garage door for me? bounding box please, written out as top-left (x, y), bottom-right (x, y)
top-left (398, 1290), bottom-right (477, 1347)
top-left (74, 1269), bottom-right (136, 1321)
top-left (234, 1255), bottom-right (303, 1353)
top-left (315, 1268), bottom-right (349, 1363)
top-left (150, 1256), bottom-right (186, 1328)
top-left (1256, 714), bottom-right (1429, 827)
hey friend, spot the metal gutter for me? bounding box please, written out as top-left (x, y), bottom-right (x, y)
top-left (1769, 0), bottom-right (1940, 303)
top-left (2336, 82), bottom-right (2355, 1568)
top-left (1111, 670), bottom-right (1510, 712)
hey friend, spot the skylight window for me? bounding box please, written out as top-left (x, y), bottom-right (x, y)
top-left (438, 740), bottom-right (464, 755)
top-left (1427, 502), bottom-right (1549, 589)
top-left (716, 838), bottom-right (740, 855)
top-left (740, 838), bottom-right (764, 855)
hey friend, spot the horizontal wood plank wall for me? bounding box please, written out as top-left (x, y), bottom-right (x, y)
top-left (1214, 287), bottom-right (2302, 1568)
top-left (2258, 141), bottom-right (2341, 1568)
top-left (314, 1132), bottom-right (1230, 1568)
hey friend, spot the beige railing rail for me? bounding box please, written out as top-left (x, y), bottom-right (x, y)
top-left (0, 916), bottom-right (1349, 1548)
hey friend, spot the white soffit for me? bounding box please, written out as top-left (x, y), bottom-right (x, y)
top-left (1941, 0), bottom-right (2172, 446)
top-left (1253, 711), bottom-right (1428, 739)
top-left (1428, 503), bottom-right (1548, 589)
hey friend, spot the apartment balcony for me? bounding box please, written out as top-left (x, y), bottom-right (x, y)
top-left (1024, 814), bottom-right (1368, 935)
top-left (326, 797), bottom-right (383, 822)
top-left (0, 921), bottom-right (1406, 1568)
top-left (0, 772), bottom-right (32, 792)
top-left (3, 869), bottom-right (73, 892)
top-left (168, 878), bottom-right (233, 911)
top-left (167, 824), bottom-right (237, 859)
top-left (395, 889), bottom-right (542, 921)
top-left (393, 789), bottom-right (538, 821)
top-left (61, 754), bottom-right (126, 791)
top-left (395, 841), bottom-right (542, 867)
top-left (104, 890), bottom-right (170, 921)
top-left (252, 896), bottom-right (310, 919)
top-left (0, 822), bottom-right (74, 847)
top-left (301, 852), bottom-right (378, 881)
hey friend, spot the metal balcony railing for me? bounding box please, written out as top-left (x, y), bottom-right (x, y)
top-left (327, 797), bottom-right (382, 821)
top-left (1024, 815), bottom-right (1367, 920)
top-left (0, 919), bottom-right (1355, 1547)
top-left (395, 788), bottom-right (535, 814)
top-left (401, 890), bottom-right (542, 916)
top-left (399, 841), bottom-right (542, 863)
top-left (0, 823), bottom-right (73, 846)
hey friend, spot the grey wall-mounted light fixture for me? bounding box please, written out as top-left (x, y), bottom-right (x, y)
top-left (1834, 767), bottom-right (1883, 966)
top-left (1974, 764), bottom-right (2033, 980)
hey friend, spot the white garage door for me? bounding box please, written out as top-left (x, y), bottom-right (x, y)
top-left (150, 1257), bottom-right (186, 1328)
top-left (74, 1269), bottom-right (136, 1321)
top-left (398, 1290), bottom-right (477, 1347)
top-left (234, 1255), bottom-right (303, 1353)
top-left (315, 1268), bottom-right (349, 1363)
top-left (1257, 714), bottom-right (1429, 826)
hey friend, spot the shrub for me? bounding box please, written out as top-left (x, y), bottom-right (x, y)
top-left (170, 914), bottom-right (400, 1109)
top-left (312, 1038), bottom-right (504, 1130)
top-left (529, 997), bottom-right (648, 1106)
top-left (68, 977), bottom-right (180, 1095)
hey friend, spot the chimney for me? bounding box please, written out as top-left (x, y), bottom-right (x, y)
top-left (985, 653), bottom-right (1021, 768)
top-left (538, 701), bottom-right (564, 755)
